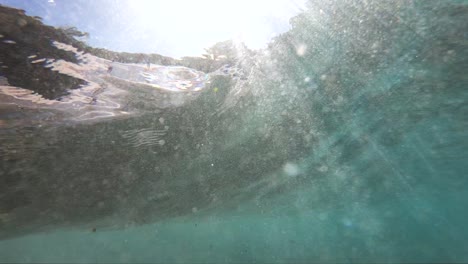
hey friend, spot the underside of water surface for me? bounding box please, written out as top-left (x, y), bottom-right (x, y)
top-left (0, 0), bottom-right (467, 263)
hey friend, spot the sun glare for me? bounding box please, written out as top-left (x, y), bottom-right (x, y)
top-left (125, 0), bottom-right (305, 57)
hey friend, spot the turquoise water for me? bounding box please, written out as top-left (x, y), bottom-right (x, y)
top-left (0, 0), bottom-right (467, 262)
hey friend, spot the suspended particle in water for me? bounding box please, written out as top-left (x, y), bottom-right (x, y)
top-left (159, 139), bottom-right (165, 146)
top-left (307, 81), bottom-right (318, 91)
top-left (283, 162), bottom-right (300, 177)
top-left (342, 218), bottom-right (353, 227)
top-left (318, 165), bottom-right (328, 172)
top-left (318, 212), bottom-right (328, 221)
top-left (296, 44), bottom-right (307, 56)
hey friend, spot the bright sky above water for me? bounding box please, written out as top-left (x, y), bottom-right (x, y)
top-left (1, 0), bottom-right (306, 58)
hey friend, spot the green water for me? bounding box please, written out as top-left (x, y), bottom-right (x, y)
top-left (0, 0), bottom-right (467, 262)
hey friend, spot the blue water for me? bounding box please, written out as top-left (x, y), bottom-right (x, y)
top-left (0, 0), bottom-right (467, 262)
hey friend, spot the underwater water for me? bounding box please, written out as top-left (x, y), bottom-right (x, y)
top-left (0, 0), bottom-right (467, 263)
